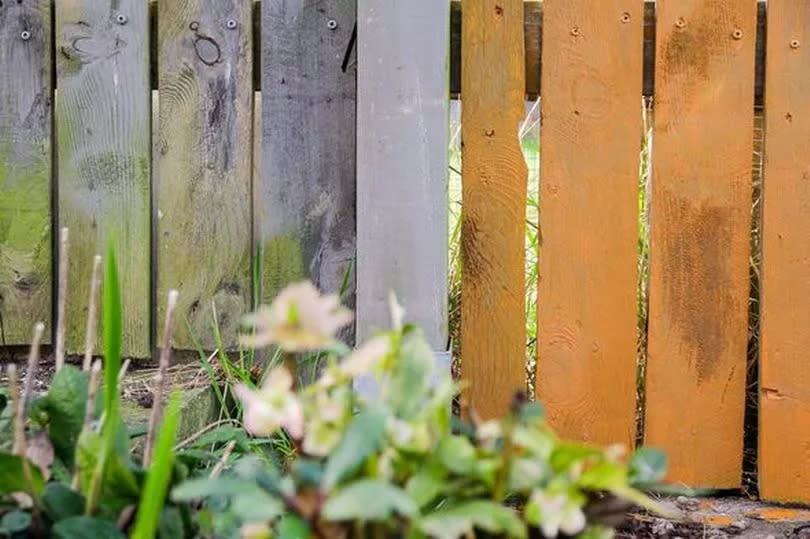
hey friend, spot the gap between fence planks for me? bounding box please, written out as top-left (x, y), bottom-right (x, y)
top-left (760, 0), bottom-right (810, 504)
top-left (0, 0), bottom-right (52, 346)
top-left (55, 0), bottom-right (151, 358)
top-left (260, 0), bottom-right (356, 334)
top-left (536, 0), bottom-right (642, 447)
top-left (355, 0), bottom-right (449, 380)
top-left (157, 0), bottom-right (253, 351)
top-left (461, 0), bottom-right (527, 420)
top-left (644, 0), bottom-right (756, 488)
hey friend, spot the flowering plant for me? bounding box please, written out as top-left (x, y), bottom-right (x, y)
top-left (173, 282), bottom-right (668, 539)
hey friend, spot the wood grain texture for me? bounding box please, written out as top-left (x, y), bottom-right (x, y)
top-left (537, 0), bottom-right (642, 446)
top-left (0, 0), bottom-right (52, 345)
top-left (461, 0), bottom-right (526, 420)
top-left (760, 0), bottom-right (810, 504)
top-left (449, 1), bottom-right (767, 104)
top-left (55, 0), bottom-right (151, 358)
top-left (645, 0), bottom-right (756, 488)
top-left (356, 0), bottom-right (448, 351)
top-left (157, 0), bottom-right (253, 350)
top-left (260, 0), bottom-right (356, 332)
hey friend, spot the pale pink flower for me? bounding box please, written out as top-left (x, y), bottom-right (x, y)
top-left (241, 281), bottom-right (352, 352)
top-left (340, 336), bottom-right (390, 377)
top-left (234, 367), bottom-right (304, 439)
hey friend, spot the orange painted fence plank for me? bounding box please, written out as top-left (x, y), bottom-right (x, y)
top-left (536, 0), bottom-right (643, 447)
top-left (461, 0), bottom-right (527, 420)
top-left (645, 0), bottom-right (756, 488)
top-left (760, 0), bottom-right (810, 504)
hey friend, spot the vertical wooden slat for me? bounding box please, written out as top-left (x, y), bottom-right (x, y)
top-left (356, 0), bottom-right (449, 356)
top-left (55, 0), bottom-right (151, 358)
top-left (760, 0), bottom-right (810, 504)
top-left (157, 0), bottom-right (253, 350)
top-left (260, 0), bottom-right (356, 330)
top-left (645, 1), bottom-right (756, 487)
top-left (537, 0), bottom-right (642, 446)
top-left (461, 0), bottom-right (526, 419)
top-left (0, 0), bottom-right (52, 345)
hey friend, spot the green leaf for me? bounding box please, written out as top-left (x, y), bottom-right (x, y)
top-left (103, 240), bottom-right (123, 421)
top-left (577, 461), bottom-right (627, 491)
top-left (172, 477), bottom-right (264, 502)
top-left (438, 435), bottom-right (476, 475)
top-left (230, 491), bottom-right (284, 522)
top-left (628, 447), bottom-right (667, 486)
top-left (322, 479), bottom-right (417, 521)
top-left (549, 443), bottom-right (602, 472)
top-left (189, 425), bottom-right (247, 449)
top-left (386, 333), bottom-right (434, 418)
top-left (322, 411), bottom-right (386, 490)
top-left (420, 501), bottom-right (527, 539)
top-left (157, 507), bottom-right (184, 539)
top-left (0, 453), bottom-right (45, 497)
top-left (52, 516), bottom-right (125, 539)
top-left (42, 366), bottom-right (90, 465)
top-left (42, 483), bottom-right (85, 521)
top-left (131, 392), bottom-right (182, 539)
top-left (276, 515), bottom-right (310, 539)
top-left (405, 467), bottom-right (445, 508)
top-left (0, 511), bottom-right (31, 533)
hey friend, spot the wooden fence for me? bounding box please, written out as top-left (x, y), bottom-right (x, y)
top-left (1, 0), bottom-right (808, 504)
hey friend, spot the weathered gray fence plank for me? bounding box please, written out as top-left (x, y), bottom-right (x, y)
top-left (356, 0), bottom-right (449, 356)
top-left (0, 0), bottom-right (52, 346)
top-left (260, 0), bottom-right (357, 333)
top-left (55, 0), bottom-right (151, 358)
top-left (157, 0), bottom-right (253, 350)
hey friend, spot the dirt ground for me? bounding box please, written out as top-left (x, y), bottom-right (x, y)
top-left (618, 497), bottom-right (810, 538)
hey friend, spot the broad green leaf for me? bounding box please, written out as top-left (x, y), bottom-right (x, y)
top-left (0, 453), bottom-right (45, 497)
top-left (52, 516), bottom-right (125, 539)
top-left (577, 461), bottom-right (627, 490)
top-left (405, 467), bottom-right (445, 508)
top-left (420, 501), bottom-right (527, 539)
top-left (322, 411), bottom-right (386, 490)
top-left (549, 443), bottom-right (602, 472)
top-left (42, 483), bottom-right (85, 521)
top-left (131, 393), bottom-right (182, 539)
top-left (512, 427), bottom-right (554, 458)
top-left (0, 511), bottom-right (31, 533)
top-left (276, 515), bottom-right (310, 539)
top-left (518, 402), bottom-right (544, 425)
top-left (322, 479), bottom-right (417, 521)
top-left (42, 366), bottom-right (89, 465)
top-left (438, 436), bottom-right (476, 475)
top-left (172, 477), bottom-right (264, 502)
top-left (386, 333), bottom-right (433, 418)
top-left (189, 425), bottom-right (247, 449)
top-left (230, 491), bottom-right (284, 522)
top-left (628, 447), bottom-right (667, 486)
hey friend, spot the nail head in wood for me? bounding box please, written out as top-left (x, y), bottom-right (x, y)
top-left (620, 12), bottom-right (631, 24)
top-left (20, 30), bottom-right (31, 41)
top-left (226, 19), bottom-right (238, 30)
top-left (791, 39), bottom-right (801, 50)
top-left (732, 28), bottom-right (743, 40)
top-left (115, 13), bottom-right (128, 25)
top-left (327, 19), bottom-right (338, 30)
top-left (675, 17), bottom-right (687, 29)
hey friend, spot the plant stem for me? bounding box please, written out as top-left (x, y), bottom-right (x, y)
top-left (55, 228), bottom-right (69, 372)
top-left (72, 360), bottom-right (102, 490)
top-left (144, 290), bottom-right (179, 468)
top-left (83, 255), bottom-right (102, 371)
top-left (21, 323), bottom-right (45, 415)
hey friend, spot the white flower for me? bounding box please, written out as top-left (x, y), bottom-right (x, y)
top-left (241, 281), bottom-right (352, 352)
top-left (340, 336), bottom-right (390, 377)
top-left (476, 420), bottom-right (503, 450)
top-left (526, 491), bottom-right (586, 538)
top-left (240, 522), bottom-right (271, 539)
top-left (234, 367), bottom-right (304, 439)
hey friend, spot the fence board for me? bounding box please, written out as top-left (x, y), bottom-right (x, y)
top-left (645, 0), bottom-right (756, 487)
top-left (157, 0), bottom-right (253, 350)
top-left (0, 0), bottom-right (52, 345)
top-left (55, 0), bottom-right (151, 358)
top-left (260, 0), bottom-right (356, 330)
top-left (760, 0), bottom-right (810, 504)
top-left (537, 0), bottom-right (642, 446)
top-left (356, 0), bottom-right (449, 362)
top-left (461, 0), bottom-right (526, 420)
